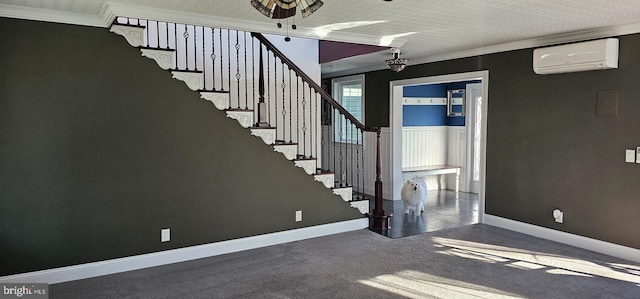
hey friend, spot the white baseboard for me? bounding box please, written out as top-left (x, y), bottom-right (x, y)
top-left (0, 218), bottom-right (369, 284)
top-left (484, 214), bottom-right (640, 264)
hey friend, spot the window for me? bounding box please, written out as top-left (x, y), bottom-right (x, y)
top-left (332, 75), bottom-right (364, 143)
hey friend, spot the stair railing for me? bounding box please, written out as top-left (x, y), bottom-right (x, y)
top-left (251, 33), bottom-right (388, 228)
top-left (112, 17), bottom-right (388, 229)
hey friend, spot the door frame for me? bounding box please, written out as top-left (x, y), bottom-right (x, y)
top-left (389, 70), bottom-right (489, 223)
top-left (465, 82), bottom-right (483, 194)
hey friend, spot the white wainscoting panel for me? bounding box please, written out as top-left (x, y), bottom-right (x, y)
top-left (402, 126), bottom-right (447, 191)
top-left (400, 126), bottom-right (469, 191)
top-left (402, 126), bottom-right (448, 168)
top-left (446, 126), bottom-right (467, 191)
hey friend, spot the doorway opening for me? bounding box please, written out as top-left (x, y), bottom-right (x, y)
top-left (385, 71), bottom-right (488, 238)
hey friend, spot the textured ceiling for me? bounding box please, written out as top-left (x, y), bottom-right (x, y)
top-left (2, 0), bottom-right (640, 76)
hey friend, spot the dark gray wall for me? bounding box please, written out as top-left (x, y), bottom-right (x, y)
top-left (0, 17), bottom-right (362, 276)
top-left (360, 36), bottom-right (640, 249)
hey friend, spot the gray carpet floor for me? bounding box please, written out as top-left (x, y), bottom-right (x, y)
top-left (51, 224), bottom-right (640, 298)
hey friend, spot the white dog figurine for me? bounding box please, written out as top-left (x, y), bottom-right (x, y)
top-left (401, 177), bottom-right (427, 216)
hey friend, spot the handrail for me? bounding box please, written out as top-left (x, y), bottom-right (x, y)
top-left (251, 33), bottom-right (376, 133)
top-left (252, 32), bottom-right (388, 230)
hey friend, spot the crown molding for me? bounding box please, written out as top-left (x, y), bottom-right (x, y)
top-left (322, 22), bottom-right (640, 78)
top-left (0, 1), bottom-right (404, 49)
top-left (0, 3), bottom-right (103, 27)
top-left (4, 2), bottom-right (638, 77)
top-left (408, 22), bottom-right (640, 68)
top-left (100, 2), bottom-right (404, 47)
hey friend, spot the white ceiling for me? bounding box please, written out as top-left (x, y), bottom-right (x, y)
top-left (3, 0), bottom-right (640, 77)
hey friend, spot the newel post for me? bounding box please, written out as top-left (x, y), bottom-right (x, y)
top-left (255, 43), bottom-right (269, 128)
top-left (369, 128), bottom-right (389, 230)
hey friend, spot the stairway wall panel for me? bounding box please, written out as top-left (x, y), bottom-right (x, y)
top-left (0, 17), bottom-right (362, 276)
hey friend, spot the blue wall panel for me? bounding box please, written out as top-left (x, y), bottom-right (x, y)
top-left (403, 105), bottom-right (447, 126)
top-left (403, 84), bottom-right (446, 97)
top-left (403, 81), bottom-right (476, 127)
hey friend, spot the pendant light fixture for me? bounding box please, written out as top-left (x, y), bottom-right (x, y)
top-left (386, 48), bottom-right (408, 72)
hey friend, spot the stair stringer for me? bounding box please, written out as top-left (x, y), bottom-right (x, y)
top-left (108, 23), bottom-right (368, 215)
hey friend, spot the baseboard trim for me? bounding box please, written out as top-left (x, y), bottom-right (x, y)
top-left (0, 218), bottom-right (369, 284)
top-left (484, 214), bottom-right (640, 264)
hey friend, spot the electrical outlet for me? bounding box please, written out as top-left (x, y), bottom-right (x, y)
top-left (626, 149), bottom-right (636, 163)
top-left (295, 210), bottom-right (302, 222)
top-left (161, 228), bottom-right (170, 242)
top-left (553, 209), bottom-right (564, 224)
top-left (637, 147), bottom-right (640, 163)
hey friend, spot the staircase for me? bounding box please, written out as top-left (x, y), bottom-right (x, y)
top-left (109, 18), bottom-right (386, 220)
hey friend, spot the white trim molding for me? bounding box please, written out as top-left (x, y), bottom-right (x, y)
top-left (0, 218), bottom-right (368, 284)
top-left (0, 3), bottom-right (104, 27)
top-left (250, 127), bottom-right (276, 145)
top-left (101, 3), bottom-right (405, 48)
top-left (485, 215), bottom-right (640, 264)
top-left (332, 187), bottom-right (353, 202)
top-left (225, 110), bottom-right (254, 128)
top-left (402, 97), bottom-right (447, 105)
top-left (314, 173), bottom-right (335, 188)
top-left (109, 24), bottom-right (144, 47)
top-left (389, 71), bottom-right (489, 227)
top-left (293, 159), bottom-right (316, 175)
top-left (140, 48), bottom-right (174, 70)
top-left (200, 91), bottom-right (230, 111)
top-left (171, 71), bottom-right (204, 91)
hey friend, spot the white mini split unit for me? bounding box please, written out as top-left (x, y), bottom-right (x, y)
top-left (533, 38), bottom-right (619, 75)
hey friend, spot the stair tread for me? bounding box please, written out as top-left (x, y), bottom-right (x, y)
top-left (111, 23), bottom-right (145, 29)
top-left (351, 198), bottom-right (370, 202)
top-left (250, 126), bottom-right (276, 130)
top-left (316, 169), bottom-right (335, 174)
top-left (226, 108), bottom-right (254, 112)
top-left (140, 46), bottom-right (174, 52)
top-left (332, 186), bottom-right (352, 189)
top-left (314, 172), bottom-right (334, 176)
top-left (293, 157), bottom-right (316, 161)
top-left (200, 90), bottom-right (230, 94)
top-left (170, 69), bottom-right (203, 74)
top-left (273, 141), bottom-right (298, 146)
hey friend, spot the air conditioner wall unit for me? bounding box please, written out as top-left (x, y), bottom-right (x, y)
top-left (533, 38), bottom-right (619, 75)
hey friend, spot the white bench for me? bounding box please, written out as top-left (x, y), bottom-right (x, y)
top-left (402, 165), bottom-right (461, 199)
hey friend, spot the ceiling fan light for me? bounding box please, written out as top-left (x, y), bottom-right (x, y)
top-left (251, 0), bottom-right (276, 18)
top-left (298, 0), bottom-right (324, 18)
